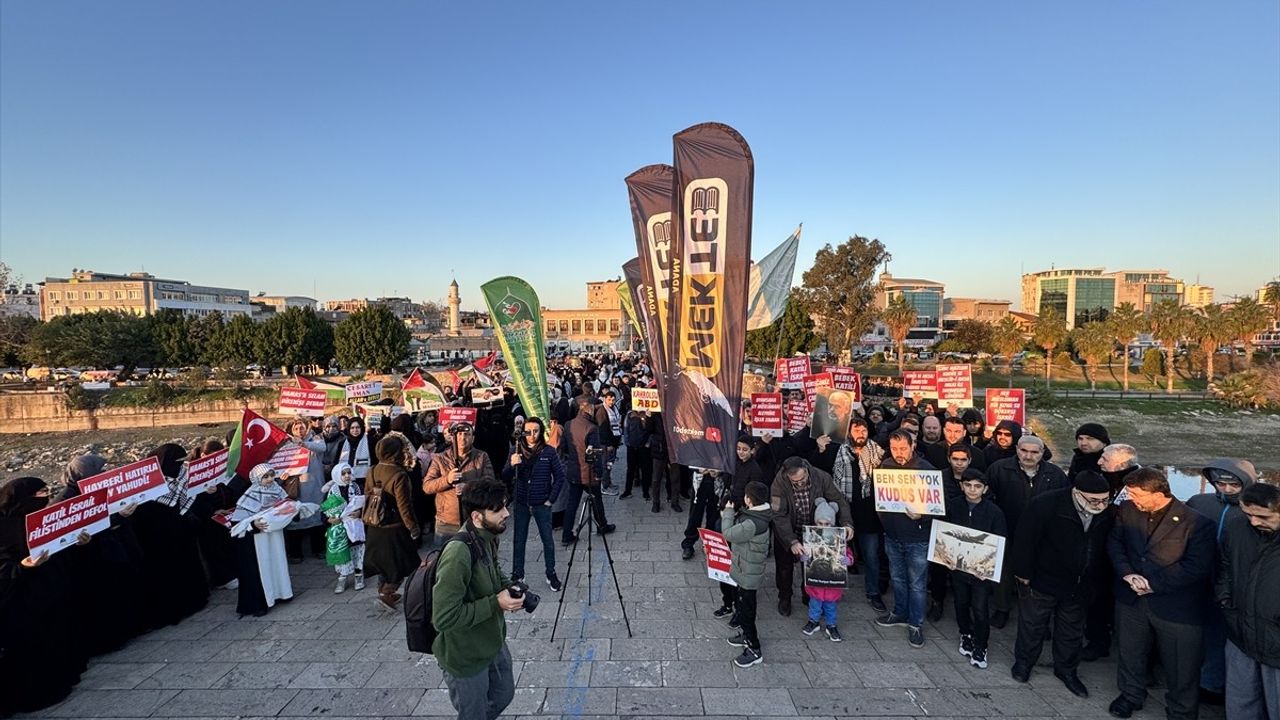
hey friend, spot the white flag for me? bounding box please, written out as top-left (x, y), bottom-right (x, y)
top-left (746, 225), bottom-right (802, 330)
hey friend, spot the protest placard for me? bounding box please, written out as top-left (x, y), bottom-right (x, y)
top-left (25, 489), bottom-right (111, 559)
top-left (935, 364), bottom-right (974, 407)
top-left (741, 372), bottom-right (767, 396)
top-left (801, 372), bottom-right (833, 413)
top-left (344, 380), bottom-right (383, 401)
top-left (632, 387), bottom-right (662, 412)
top-left (774, 357), bottom-right (810, 389)
top-left (811, 386), bottom-right (854, 443)
top-left (352, 403), bottom-right (405, 428)
top-left (438, 406), bottom-right (478, 432)
top-left (873, 468), bottom-right (947, 516)
top-left (268, 443), bottom-right (311, 477)
top-left (278, 386), bottom-right (328, 416)
top-left (470, 386), bottom-right (504, 407)
top-left (984, 388), bottom-right (1025, 432)
top-left (750, 392), bottom-right (783, 437)
top-left (901, 370), bottom-right (937, 401)
top-left (186, 448), bottom-right (230, 493)
top-left (802, 525), bottom-right (848, 588)
top-left (785, 398), bottom-right (809, 433)
top-left (77, 457), bottom-right (168, 513)
top-left (697, 528), bottom-right (736, 586)
top-left (928, 519), bottom-right (1006, 582)
top-left (824, 366), bottom-right (863, 402)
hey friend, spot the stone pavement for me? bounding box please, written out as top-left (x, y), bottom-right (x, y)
top-left (25, 457), bottom-right (1226, 720)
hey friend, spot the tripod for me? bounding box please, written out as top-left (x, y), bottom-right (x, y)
top-left (550, 485), bottom-right (633, 641)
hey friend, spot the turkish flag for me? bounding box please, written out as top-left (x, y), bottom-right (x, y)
top-left (228, 409), bottom-right (290, 478)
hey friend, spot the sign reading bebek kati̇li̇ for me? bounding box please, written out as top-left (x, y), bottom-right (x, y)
top-left (697, 528), bottom-right (736, 587)
top-left (631, 387), bottom-right (662, 412)
top-left (873, 468), bottom-right (947, 516)
top-left (76, 457), bottom-right (168, 514)
top-left (25, 489), bottom-right (112, 558)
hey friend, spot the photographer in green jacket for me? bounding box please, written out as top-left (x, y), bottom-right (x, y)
top-left (432, 479), bottom-right (524, 720)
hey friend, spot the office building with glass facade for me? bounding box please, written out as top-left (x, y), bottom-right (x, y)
top-left (1020, 268), bottom-right (1117, 329)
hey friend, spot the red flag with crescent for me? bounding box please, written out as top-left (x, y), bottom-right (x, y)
top-left (226, 409), bottom-right (290, 478)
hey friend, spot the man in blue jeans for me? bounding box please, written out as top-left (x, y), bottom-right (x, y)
top-left (501, 417), bottom-right (566, 592)
top-left (874, 429), bottom-right (936, 648)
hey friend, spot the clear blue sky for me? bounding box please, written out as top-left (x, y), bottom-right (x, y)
top-left (2, 1), bottom-right (1277, 311)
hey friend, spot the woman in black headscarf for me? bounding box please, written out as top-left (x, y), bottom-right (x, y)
top-left (0, 477), bottom-right (86, 714)
top-left (187, 439), bottom-right (242, 589)
top-left (57, 454), bottom-right (149, 655)
top-left (129, 443), bottom-right (209, 628)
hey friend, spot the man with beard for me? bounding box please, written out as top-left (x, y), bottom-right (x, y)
top-left (1187, 458), bottom-right (1259, 707)
top-left (1099, 444), bottom-right (1140, 497)
top-left (987, 435), bottom-right (1069, 628)
top-left (770, 456), bottom-right (853, 617)
top-left (919, 415), bottom-right (948, 471)
top-left (1079, 443), bottom-right (1139, 661)
top-left (424, 422), bottom-right (498, 548)
top-left (562, 397), bottom-right (614, 542)
top-left (1106, 468), bottom-right (1215, 720)
top-left (1217, 482), bottom-right (1280, 720)
top-left (982, 420), bottom-right (1021, 467)
top-left (943, 416), bottom-right (986, 471)
top-left (1009, 471), bottom-right (1116, 698)
top-left (838, 417), bottom-right (889, 613)
top-left (1067, 423), bottom-right (1110, 481)
top-left (874, 430), bottom-right (936, 648)
top-left (432, 480), bottom-right (523, 720)
top-left (961, 408), bottom-right (988, 449)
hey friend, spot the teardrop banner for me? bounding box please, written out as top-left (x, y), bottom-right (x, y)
top-left (625, 164), bottom-right (676, 393)
top-left (620, 258), bottom-right (647, 343)
top-left (481, 277), bottom-right (550, 424)
top-left (664, 122), bottom-right (754, 474)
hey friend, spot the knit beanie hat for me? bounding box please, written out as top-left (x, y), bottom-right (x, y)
top-left (1073, 470), bottom-right (1110, 494)
top-left (1075, 423), bottom-right (1111, 445)
top-left (813, 498), bottom-right (837, 526)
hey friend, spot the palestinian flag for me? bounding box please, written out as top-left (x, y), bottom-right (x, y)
top-left (473, 351), bottom-right (499, 371)
top-left (227, 408), bottom-right (290, 478)
top-left (402, 368), bottom-right (447, 412)
top-left (456, 363), bottom-right (495, 387)
top-left (296, 375), bottom-right (347, 404)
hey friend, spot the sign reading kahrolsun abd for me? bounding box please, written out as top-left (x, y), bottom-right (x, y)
top-left (663, 123), bottom-right (754, 474)
top-left (481, 277), bottom-right (550, 424)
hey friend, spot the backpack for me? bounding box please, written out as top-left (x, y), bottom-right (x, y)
top-left (361, 474), bottom-right (390, 526)
top-left (404, 532), bottom-right (480, 654)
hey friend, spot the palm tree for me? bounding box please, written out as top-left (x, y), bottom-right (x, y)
top-left (1105, 302), bottom-right (1145, 393)
top-left (1031, 307), bottom-right (1068, 389)
top-left (1189, 304), bottom-right (1228, 382)
top-left (992, 315), bottom-right (1024, 387)
top-left (1147, 300), bottom-right (1192, 393)
top-left (1072, 321), bottom-right (1114, 391)
top-left (1263, 280), bottom-right (1280, 321)
top-left (1226, 297), bottom-right (1271, 363)
top-left (882, 295), bottom-right (917, 375)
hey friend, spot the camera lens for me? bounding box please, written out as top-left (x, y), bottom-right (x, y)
top-left (522, 591), bottom-right (540, 613)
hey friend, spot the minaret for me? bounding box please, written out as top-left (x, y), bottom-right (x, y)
top-left (448, 279), bottom-right (460, 335)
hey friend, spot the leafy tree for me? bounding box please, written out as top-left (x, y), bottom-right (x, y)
top-left (209, 314), bottom-right (260, 367)
top-left (797, 236), bottom-right (890, 354)
top-left (950, 319), bottom-right (993, 354)
top-left (1105, 302), bottom-right (1145, 392)
top-left (0, 315), bottom-right (37, 367)
top-left (1226, 297), bottom-right (1270, 364)
top-left (191, 312), bottom-right (227, 366)
top-left (1263, 280), bottom-right (1280, 321)
top-left (149, 309), bottom-right (198, 367)
top-left (991, 315), bottom-right (1025, 384)
top-left (334, 305), bottom-right (411, 372)
top-left (22, 310), bottom-right (154, 374)
top-left (881, 295), bottom-right (917, 374)
top-left (1140, 347), bottom-right (1165, 383)
top-left (1189, 304), bottom-right (1229, 381)
top-left (1071, 321), bottom-right (1113, 390)
top-left (745, 289), bottom-right (818, 359)
top-left (255, 307), bottom-right (334, 373)
top-left (1147, 299), bottom-right (1192, 393)
top-left (1031, 307), bottom-right (1068, 388)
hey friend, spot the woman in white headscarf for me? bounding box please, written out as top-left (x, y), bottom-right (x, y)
top-left (231, 464), bottom-right (293, 617)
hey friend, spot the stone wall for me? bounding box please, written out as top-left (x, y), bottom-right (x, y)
top-left (0, 392), bottom-right (274, 434)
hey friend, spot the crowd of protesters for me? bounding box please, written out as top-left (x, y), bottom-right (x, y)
top-left (1, 351), bottom-right (1276, 720)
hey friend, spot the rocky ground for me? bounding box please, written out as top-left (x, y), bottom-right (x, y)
top-left (0, 423), bottom-right (235, 486)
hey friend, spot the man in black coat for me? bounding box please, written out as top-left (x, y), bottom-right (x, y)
top-left (769, 456), bottom-right (854, 617)
top-left (987, 434), bottom-right (1069, 627)
top-left (1106, 468), bottom-right (1215, 720)
top-left (1009, 472), bottom-right (1116, 698)
top-left (1215, 482), bottom-right (1280, 719)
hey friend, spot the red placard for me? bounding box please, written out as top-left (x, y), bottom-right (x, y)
top-left (901, 370), bottom-right (937, 401)
top-left (935, 364), bottom-right (973, 407)
top-left (268, 444), bottom-right (310, 476)
top-left (774, 357), bottom-right (810, 390)
top-left (697, 528), bottom-right (735, 586)
top-left (187, 448), bottom-right (230, 493)
top-left (785, 398), bottom-right (809, 433)
top-left (438, 406), bottom-right (478, 432)
top-left (278, 387), bottom-right (328, 416)
top-left (984, 388), bottom-right (1025, 432)
top-left (802, 372), bottom-right (833, 412)
top-left (77, 457), bottom-right (168, 513)
top-left (749, 392), bottom-right (784, 437)
top-left (824, 366), bottom-right (863, 402)
top-left (25, 489), bottom-right (111, 558)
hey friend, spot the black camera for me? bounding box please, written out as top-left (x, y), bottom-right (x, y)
top-left (507, 580), bottom-right (540, 613)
